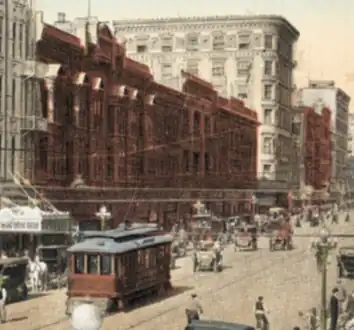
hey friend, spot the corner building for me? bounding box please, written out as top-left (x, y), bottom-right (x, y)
top-left (33, 18), bottom-right (259, 227)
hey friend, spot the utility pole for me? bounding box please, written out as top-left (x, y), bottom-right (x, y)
top-left (3, 0), bottom-right (9, 180)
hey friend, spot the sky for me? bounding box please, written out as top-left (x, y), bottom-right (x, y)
top-left (36, 0), bottom-right (354, 110)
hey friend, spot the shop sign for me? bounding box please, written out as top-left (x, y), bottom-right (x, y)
top-left (0, 219), bottom-right (41, 232)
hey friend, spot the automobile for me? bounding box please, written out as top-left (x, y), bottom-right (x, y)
top-left (233, 224), bottom-right (258, 251)
top-left (0, 257), bottom-right (28, 302)
top-left (193, 241), bottom-right (223, 272)
top-left (337, 246), bottom-right (354, 278)
top-left (185, 319), bottom-right (255, 330)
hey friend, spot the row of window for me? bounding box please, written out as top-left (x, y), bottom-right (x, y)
top-left (0, 76), bottom-right (39, 116)
top-left (134, 33), bottom-right (277, 53)
top-left (0, 17), bottom-right (32, 59)
top-left (161, 59), bottom-right (282, 80)
top-left (73, 245), bottom-right (169, 275)
top-left (262, 135), bottom-right (292, 157)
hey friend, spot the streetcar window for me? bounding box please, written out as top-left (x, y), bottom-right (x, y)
top-left (87, 254), bottom-right (99, 274)
top-left (100, 255), bottom-right (111, 275)
top-left (74, 254), bottom-right (85, 274)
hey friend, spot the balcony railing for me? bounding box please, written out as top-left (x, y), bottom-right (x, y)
top-left (21, 116), bottom-right (48, 132)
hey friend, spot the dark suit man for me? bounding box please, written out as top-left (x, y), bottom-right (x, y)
top-left (330, 288), bottom-right (340, 330)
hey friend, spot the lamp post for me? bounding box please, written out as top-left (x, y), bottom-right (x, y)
top-left (95, 205), bottom-right (111, 231)
top-left (251, 194), bottom-right (257, 221)
top-left (71, 303), bottom-right (103, 330)
top-left (311, 226), bottom-right (338, 330)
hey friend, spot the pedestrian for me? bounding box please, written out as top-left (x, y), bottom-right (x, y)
top-left (346, 291), bottom-right (354, 317)
top-left (185, 293), bottom-right (203, 324)
top-left (337, 280), bottom-right (348, 311)
top-left (330, 288), bottom-right (340, 330)
top-left (254, 296), bottom-right (269, 330)
top-left (0, 280), bottom-right (7, 323)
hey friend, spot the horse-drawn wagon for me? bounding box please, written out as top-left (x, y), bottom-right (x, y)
top-left (269, 220), bottom-right (293, 251)
top-left (65, 225), bottom-right (173, 315)
top-left (0, 257), bottom-right (28, 302)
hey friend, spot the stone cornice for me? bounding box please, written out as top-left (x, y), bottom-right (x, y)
top-left (113, 15), bottom-right (299, 40)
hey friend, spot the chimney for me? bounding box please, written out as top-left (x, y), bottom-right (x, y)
top-left (57, 12), bottom-right (66, 23)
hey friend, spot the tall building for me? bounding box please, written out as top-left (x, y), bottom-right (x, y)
top-left (54, 14), bottom-right (299, 188)
top-left (33, 18), bottom-right (259, 223)
top-left (0, 1), bottom-right (46, 182)
top-left (298, 80), bottom-right (350, 199)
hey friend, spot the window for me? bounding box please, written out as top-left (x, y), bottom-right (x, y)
top-left (212, 60), bottom-right (225, 77)
top-left (264, 109), bottom-right (272, 125)
top-left (264, 35), bottom-right (273, 49)
top-left (237, 61), bottom-right (250, 77)
top-left (12, 22), bottom-right (16, 57)
top-left (263, 84), bottom-right (273, 100)
top-left (136, 44), bottom-right (147, 53)
top-left (161, 63), bottom-right (173, 79)
top-left (237, 85), bottom-right (248, 99)
top-left (11, 137), bottom-right (15, 173)
top-left (212, 33), bottom-right (225, 50)
top-left (264, 60), bottom-right (273, 76)
top-left (100, 255), bottom-right (111, 275)
top-left (262, 137), bottom-right (272, 154)
top-left (186, 60), bottom-right (199, 76)
top-left (74, 254), bottom-right (85, 274)
top-left (161, 36), bottom-right (173, 52)
top-left (238, 34), bottom-right (250, 49)
top-left (87, 254), bottom-right (98, 274)
top-left (0, 75), bottom-right (2, 113)
top-left (12, 79), bottom-right (15, 115)
top-left (18, 23), bottom-right (23, 58)
top-left (0, 17), bottom-right (3, 54)
top-left (263, 164), bottom-right (271, 172)
top-left (186, 33), bottom-right (199, 50)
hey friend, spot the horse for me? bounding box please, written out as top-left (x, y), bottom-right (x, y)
top-left (28, 257), bottom-right (49, 292)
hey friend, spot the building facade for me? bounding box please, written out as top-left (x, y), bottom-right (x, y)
top-left (302, 106), bottom-right (332, 192)
top-left (298, 80), bottom-right (350, 198)
top-left (0, 1), bottom-right (45, 182)
top-left (54, 14), bottom-right (299, 188)
top-left (32, 18), bottom-right (259, 226)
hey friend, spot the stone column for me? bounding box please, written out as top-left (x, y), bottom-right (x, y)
top-left (200, 114), bottom-right (205, 174)
top-left (44, 78), bottom-right (54, 122)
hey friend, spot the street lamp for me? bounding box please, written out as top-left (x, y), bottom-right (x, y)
top-left (251, 194), bottom-right (257, 221)
top-left (71, 303), bottom-right (103, 330)
top-left (311, 226), bottom-right (338, 330)
top-left (95, 205), bottom-right (111, 231)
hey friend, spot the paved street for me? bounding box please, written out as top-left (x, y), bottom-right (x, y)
top-left (3, 213), bottom-right (354, 330)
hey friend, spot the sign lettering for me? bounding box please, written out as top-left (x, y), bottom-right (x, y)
top-left (0, 220), bottom-right (41, 232)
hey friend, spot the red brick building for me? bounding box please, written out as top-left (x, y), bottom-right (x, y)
top-left (31, 21), bottom-right (259, 226)
top-left (301, 106), bottom-right (332, 190)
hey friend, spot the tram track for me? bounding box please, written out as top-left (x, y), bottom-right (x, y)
top-left (120, 249), bottom-right (310, 330)
top-left (7, 221), bottom-right (354, 330)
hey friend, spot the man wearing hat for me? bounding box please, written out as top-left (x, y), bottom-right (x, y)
top-left (185, 293), bottom-right (203, 324)
top-left (0, 278), bottom-right (7, 323)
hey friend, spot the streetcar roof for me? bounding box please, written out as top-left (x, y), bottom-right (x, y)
top-left (0, 257), bottom-right (28, 266)
top-left (82, 223), bottom-right (159, 240)
top-left (188, 320), bottom-right (255, 330)
top-left (68, 234), bottom-right (173, 254)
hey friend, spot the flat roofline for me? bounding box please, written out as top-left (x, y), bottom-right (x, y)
top-left (112, 15), bottom-right (299, 39)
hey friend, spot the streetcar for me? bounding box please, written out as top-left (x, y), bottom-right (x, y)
top-left (65, 226), bottom-right (173, 315)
